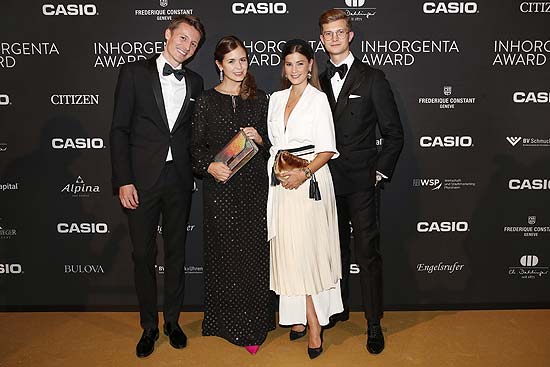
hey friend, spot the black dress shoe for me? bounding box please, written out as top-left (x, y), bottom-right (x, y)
top-left (136, 328), bottom-right (159, 358)
top-left (307, 330), bottom-right (324, 359)
top-left (325, 309), bottom-right (350, 329)
top-left (163, 322), bottom-right (187, 349)
top-left (366, 324), bottom-right (385, 354)
top-left (289, 325), bottom-right (307, 341)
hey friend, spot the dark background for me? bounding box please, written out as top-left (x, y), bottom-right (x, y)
top-left (1, 0), bottom-right (549, 310)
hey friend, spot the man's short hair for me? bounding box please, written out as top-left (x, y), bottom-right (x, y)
top-left (167, 15), bottom-right (206, 47)
top-left (318, 9), bottom-right (352, 33)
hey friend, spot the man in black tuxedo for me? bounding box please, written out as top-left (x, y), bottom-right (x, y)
top-left (110, 15), bottom-right (205, 358)
top-left (318, 9), bottom-right (404, 354)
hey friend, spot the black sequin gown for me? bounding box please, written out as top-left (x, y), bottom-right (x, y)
top-left (191, 88), bottom-right (275, 346)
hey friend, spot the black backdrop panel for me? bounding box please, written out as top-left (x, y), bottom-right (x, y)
top-left (1, 0), bottom-right (549, 310)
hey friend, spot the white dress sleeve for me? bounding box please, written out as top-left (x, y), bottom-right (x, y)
top-left (312, 91), bottom-right (339, 159)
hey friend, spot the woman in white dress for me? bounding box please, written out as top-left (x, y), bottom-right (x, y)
top-left (267, 39), bottom-right (343, 359)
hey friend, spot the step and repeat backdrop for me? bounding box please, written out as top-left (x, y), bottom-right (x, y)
top-left (1, 0), bottom-right (549, 310)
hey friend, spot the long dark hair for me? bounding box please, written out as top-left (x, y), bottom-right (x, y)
top-left (214, 35), bottom-right (257, 100)
top-left (280, 39), bottom-right (321, 91)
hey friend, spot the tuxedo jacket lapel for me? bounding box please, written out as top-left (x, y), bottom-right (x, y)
top-left (148, 56), bottom-right (170, 131)
top-left (333, 60), bottom-right (363, 121)
top-left (320, 73), bottom-right (337, 111)
top-left (171, 73), bottom-right (192, 133)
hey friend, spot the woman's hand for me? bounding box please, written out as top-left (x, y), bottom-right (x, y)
top-left (208, 162), bottom-right (232, 182)
top-left (241, 127), bottom-right (263, 145)
top-left (280, 170), bottom-right (307, 190)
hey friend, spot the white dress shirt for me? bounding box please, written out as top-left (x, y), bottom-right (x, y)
top-left (156, 52), bottom-right (187, 162)
top-left (329, 51), bottom-right (355, 101)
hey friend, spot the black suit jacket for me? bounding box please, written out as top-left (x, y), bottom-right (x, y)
top-left (110, 55), bottom-right (204, 194)
top-left (320, 58), bottom-right (404, 195)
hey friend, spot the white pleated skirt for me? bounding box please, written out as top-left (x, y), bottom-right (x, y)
top-left (269, 162), bottom-right (343, 325)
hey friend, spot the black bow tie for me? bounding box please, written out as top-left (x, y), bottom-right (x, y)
top-left (326, 62), bottom-right (348, 79)
top-left (163, 63), bottom-right (185, 81)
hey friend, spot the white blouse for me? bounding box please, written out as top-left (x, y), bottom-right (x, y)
top-left (267, 83), bottom-right (339, 171)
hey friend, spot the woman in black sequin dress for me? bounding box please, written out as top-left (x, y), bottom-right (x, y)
top-left (191, 36), bottom-right (275, 353)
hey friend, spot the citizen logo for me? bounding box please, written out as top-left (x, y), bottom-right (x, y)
top-left (64, 264), bottom-right (105, 274)
top-left (423, 2), bottom-right (478, 14)
top-left (0, 263), bottom-right (23, 274)
top-left (57, 223), bottom-right (109, 234)
top-left (42, 4), bottom-right (98, 16)
top-left (231, 2), bottom-right (287, 14)
top-left (50, 94), bottom-right (99, 105)
top-left (506, 137), bottom-right (522, 146)
top-left (520, 2), bottom-right (550, 12)
top-left (51, 137), bottom-right (105, 149)
top-left (420, 136), bottom-right (473, 147)
top-left (412, 178), bottom-right (442, 190)
top-left (508, 179), bottom-right (550, 190)
top-left (513, 91), bottom-right (550, 103)
top-left (0, 94), bottom-right (10, 105)
top-left (417, 221), bottom-right (469, 232)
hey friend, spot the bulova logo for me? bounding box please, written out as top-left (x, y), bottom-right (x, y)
top-left (42, 4), bottom-right (98, 16)
top-left (51, 137), bottom-right (105, 149)
top-left (231, 2), bottom-right (287, 14)
top-left (513, 91), bottom-right (550, 103)
top-left (57, 222), bottom-right (109, 234)
top-left (61, 176), bottom-right (101, 196)
top-left (417, 221), bottom-right (469, 232)
top-left (64, 264), bottom-right (105, 274)
top-left (50, 94), bottom-right (99, 105)
top-left (0, 94), bottom-right (10, 105)
top-left (420, 136), bottom-right (473, 147)
top-left (520, 2), bottom-right (550, 12)
top-left (412, 178), bottom-right (442, 190)
top-left (508, 179), bottom-right (550, 190)
top-left (506, 136), bottom-right (522, 146)
top-left (423, 2), bottom-right (478, 14)
top-left (0, 263), bottom-right (23, 274)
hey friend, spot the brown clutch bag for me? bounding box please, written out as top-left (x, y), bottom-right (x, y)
top-left (273, 150), bottom-right (309, 181)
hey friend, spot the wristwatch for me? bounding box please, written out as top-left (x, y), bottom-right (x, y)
top-left (301, 167), bottom-right (312, 179)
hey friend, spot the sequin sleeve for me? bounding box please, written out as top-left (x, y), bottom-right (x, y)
top-left (191, 93), bottom-right (212, 177)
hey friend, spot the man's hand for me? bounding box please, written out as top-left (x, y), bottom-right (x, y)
top-left (119, 184), bottom-right (139, 209)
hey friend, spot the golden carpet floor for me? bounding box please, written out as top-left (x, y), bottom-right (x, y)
top-left (1, 310), bottom-right (549, 367)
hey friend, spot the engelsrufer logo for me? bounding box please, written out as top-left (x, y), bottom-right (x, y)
top-left (231, 2), bottom-right (288, 14)
top-left (417, 261), bottom-right (465, 274)
top-left (42, 4), bottom-right (98, 16)
top-left (508, 179), bottom-right (550, 190)
top-left (423, 2), bottom-right (478, 14)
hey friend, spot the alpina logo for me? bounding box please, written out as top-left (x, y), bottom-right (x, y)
top-left (61, 176), bottom-right (100, 197)
top-left (507, 137), bottom-right (522, 146)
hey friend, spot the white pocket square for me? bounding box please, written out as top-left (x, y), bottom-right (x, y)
top-left (349, 94), bottom-right (362, 99)
top-left (190, 98), bottom-right (196, 102)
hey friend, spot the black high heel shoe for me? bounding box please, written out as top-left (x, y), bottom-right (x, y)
top-left (289, 324), bottom-right (307, 341)
top-left (307, 329), bottom-right (324, 359)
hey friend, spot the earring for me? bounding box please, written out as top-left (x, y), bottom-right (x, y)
top-left (219, 69), bottom-right (223, 81)
top-left (307, 72), bottom-right (312, 80)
